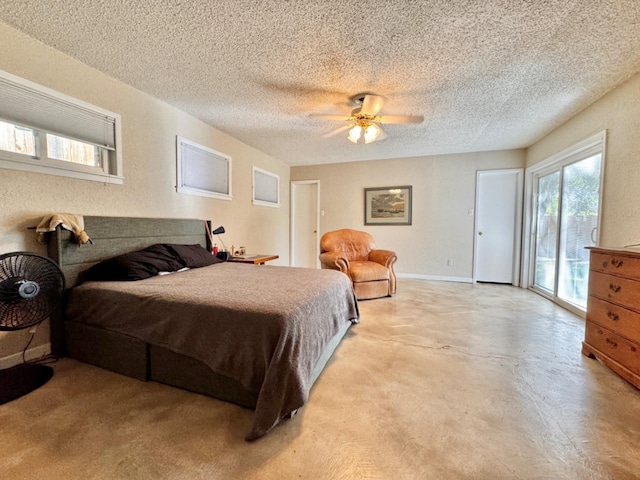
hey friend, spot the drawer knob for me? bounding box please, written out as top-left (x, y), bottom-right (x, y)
top-left (611, 258), bottom-right (624, 268)
top-left (607, 312), bottom-right (619, 321)
top-left (609, 283), bottom-right (621, 293)
top-left (606, 338), bottom-right (618, 348)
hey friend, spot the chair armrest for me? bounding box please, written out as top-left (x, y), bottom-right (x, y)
top-left (319, 252), bottom-right (350, 272)
top-left (368, 249), bottom-right (397, 268)
top-left (369, 249), bottom-right (398, 295)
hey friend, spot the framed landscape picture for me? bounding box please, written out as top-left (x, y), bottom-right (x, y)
top-left (364, 186), bottom-right (412, 225)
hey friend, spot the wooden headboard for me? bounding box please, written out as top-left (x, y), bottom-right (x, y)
top-left (46, 216), bottom-right (210, 355)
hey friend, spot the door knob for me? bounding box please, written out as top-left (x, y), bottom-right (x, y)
top-left (478, 232), bottom-right (483, 236)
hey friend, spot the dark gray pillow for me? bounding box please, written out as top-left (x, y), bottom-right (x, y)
top-left (85, 244), bottom-right (184, 281)
top-left (164, 243), bottom-right (223, 268)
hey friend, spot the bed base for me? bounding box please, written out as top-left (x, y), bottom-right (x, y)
top-left (65, 315), bottom-right (350, 410)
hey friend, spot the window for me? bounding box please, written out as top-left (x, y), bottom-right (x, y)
top-left (176, 136), bottom-right (232, 200)
top-left (0, 120), bottom-right (35, 156)
top-left (0, 69), bottom-right (122, 184)
top-left (252, 166), bottom-right (280, 207)
top-left (46, 134), bottom-right (101, 167)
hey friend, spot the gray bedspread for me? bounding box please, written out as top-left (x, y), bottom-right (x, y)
top-left (65, 263), bottom-right (359, 440)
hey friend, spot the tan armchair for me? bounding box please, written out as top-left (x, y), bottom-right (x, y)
top-left (319, 229), bottom-right (397, 300)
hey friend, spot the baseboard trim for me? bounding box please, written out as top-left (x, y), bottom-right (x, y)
top-left (0, 343), bottom-right (51, 369)
top-left (396, 273), bottom-right (473, 283)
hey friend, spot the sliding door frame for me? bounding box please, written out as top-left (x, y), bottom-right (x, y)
top-left (521, 131), bottom-right (607, 316)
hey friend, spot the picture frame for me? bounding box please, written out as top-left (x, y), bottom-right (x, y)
top-left (364, 186), bottom-right (412, 225)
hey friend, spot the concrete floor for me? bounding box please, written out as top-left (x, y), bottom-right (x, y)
top-left (1, 279), bottom-right (640, 479)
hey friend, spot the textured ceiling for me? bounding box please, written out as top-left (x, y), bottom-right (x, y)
top-left (1, 1), bottom-right (640, 166)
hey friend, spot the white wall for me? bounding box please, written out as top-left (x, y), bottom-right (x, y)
top-left (0, 22), bottom-right (290, 361)
top-left (526, 72), bottom-right (640, 247)
top-left (291, 150), bottom-right (525, 280)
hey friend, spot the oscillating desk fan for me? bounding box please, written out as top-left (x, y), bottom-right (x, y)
top-left (0, 252), bottom-right (65, 405)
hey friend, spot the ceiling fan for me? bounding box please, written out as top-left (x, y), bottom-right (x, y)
top-left (310, 93), bottom-right (424, 144)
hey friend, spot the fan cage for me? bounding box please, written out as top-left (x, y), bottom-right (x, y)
top-left (0, 252), bottom-right (65, 331)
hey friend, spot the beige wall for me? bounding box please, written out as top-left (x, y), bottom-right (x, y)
top-left (0, 23), bottom-right (290, 361)
top-left (4, 17), bottom-right (636, 363)
top-left (526, 72), bottom-right (640, 247)
top-left (291, 150), bottom-right (525, 279)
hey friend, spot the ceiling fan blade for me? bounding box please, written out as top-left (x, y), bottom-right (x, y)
top-left (309, 114), bottom-right (351, 121)
top-left (378, 115), bottom-right (424, 124)
top-left (360, 95), bottom-right (385, 116)
top-left (322, 124), bottom-right (353, 138)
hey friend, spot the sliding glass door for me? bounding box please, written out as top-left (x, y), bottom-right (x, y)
top-left (533, 171), bottom-right (560, 293)
top-left (532, 152), bottom-right (602, 310)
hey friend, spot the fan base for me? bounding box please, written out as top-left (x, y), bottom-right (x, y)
top-left (0, 363), bottom-right (53, 405)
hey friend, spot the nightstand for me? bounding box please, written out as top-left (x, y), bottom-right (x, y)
top-left (227, 254), bottom-right (279, 265)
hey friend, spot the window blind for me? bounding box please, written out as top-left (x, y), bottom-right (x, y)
top-left (177, 137), bottom-right (231, 199)
top-left (0, 77), bottom-right (116, 149)
top-left (253, 167), bottom-right (279, 206)
top-left (181, 142), bottom-right (229, 194)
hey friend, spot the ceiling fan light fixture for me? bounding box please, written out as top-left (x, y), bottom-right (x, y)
top-left (364, 123), bottom-right (381, 144)
top-left (348, 125), bottom-right (362, 143)
top-left (316, 93), bottom-right (422, 143)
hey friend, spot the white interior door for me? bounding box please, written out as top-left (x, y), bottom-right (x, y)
top-left (291, 181), bottom-right (319, 268)
top-left (474, 169), bottom-right (523, 284)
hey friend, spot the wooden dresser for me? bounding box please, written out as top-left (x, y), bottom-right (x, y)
top-left (583, 247), bottom-right (640, 389)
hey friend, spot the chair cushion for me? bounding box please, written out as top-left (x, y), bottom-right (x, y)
top-left (349, 261), bottom-right (390, 283)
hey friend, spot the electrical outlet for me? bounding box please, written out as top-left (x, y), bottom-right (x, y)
top-left (447, 259), bottom-right (453, 266)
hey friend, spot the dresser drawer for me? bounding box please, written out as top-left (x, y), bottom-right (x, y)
top-left (590, 251), bottom-right (640, 280)
top-left (587, 296), bottom-right (640, 342)
top-left (589, 271), bottom-right (640, 309)
top-left (585, 322), bottom-right (640, 376)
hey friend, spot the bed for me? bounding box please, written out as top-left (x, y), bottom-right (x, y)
top-left (46, 216), bottom-right (359, 440)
